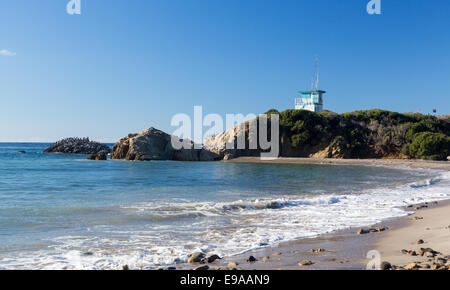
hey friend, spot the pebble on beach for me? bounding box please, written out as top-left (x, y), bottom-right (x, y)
top-left (299, 260), bottom-right (314, 266)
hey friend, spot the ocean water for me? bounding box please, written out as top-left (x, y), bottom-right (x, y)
top-left (0, 143), bottom-right (449, 269)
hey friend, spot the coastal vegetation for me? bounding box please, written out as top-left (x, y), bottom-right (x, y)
top-left (269, 109), bottom-right (450, 160)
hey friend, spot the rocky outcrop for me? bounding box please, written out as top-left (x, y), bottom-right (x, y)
top-left (205, 109), bottom-right (450, 161)
top-left (44, 138), bottom-right (111, 154)
top-left (203, 118), bottom-right (270, 160)
top-left (110, 127), bottom-right (220, 161)
top-left (113, 109), bottom-right (449, 162)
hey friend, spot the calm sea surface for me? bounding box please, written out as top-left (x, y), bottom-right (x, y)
top-left (0, 143), bottom-right (449, 269)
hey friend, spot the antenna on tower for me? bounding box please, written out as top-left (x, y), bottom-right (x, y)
top-left (314, 56), bottom-right (319, 91)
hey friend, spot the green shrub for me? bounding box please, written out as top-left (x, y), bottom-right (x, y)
top-left (402, 132), bottom-right (450, 160)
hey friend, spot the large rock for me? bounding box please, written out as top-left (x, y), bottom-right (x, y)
top-left (110, 127), bottom-right (220, 161)
top-left (203, 118), bottom-right (265, 160)
top-left (44, 138), bottom-right (111, 154)
top-left (87, 151), bottom-right (108, 161)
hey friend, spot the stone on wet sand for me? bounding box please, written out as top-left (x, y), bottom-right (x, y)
top-left (357, 228), bottom-right (369, 235)
top-left (310, 248), bottom-right (326, 253)
top-left (417, 239), bottom-right (425, 245)
top-left (299, 260), bottom-right (314, 266)
top-left (187, 252), bottom-right (206, 264)
top-left (227, 262), bottom-right (238, 269)
top-left (380, 261), bottom-right (392, 270)
top-left (194, 265), bottom-right (210, 271)
top-left (247, 256), bottom-right (257, 263)
top-left (358, 226), bottom-right (388, 235)
top-left (206, 254), bottom-right (221, 264)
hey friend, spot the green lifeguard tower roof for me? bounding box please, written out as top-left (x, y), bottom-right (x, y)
top-left (299, 90), bottom-right (326, 95)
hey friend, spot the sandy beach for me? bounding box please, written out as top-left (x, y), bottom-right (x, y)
top-left (174, 158), bottom-right (450, 270)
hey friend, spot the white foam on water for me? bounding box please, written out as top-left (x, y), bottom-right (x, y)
top-left (1, 167), bottom-right (449, 270)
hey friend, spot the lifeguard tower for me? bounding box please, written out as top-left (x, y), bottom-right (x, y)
top-left (295, 58), bottom-right (326, 113)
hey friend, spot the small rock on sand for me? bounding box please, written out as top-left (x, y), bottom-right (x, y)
top-left (247, 256), bottom-right (257, 263)
top-left (299, 260), bottom-right (314, 266)
top-left (357, 228), bottom-right (369, 235)
top-left (206, 254), bottom-right (221, 263)
top-left (422, 264), bottom-right (431, 269)
top-left (187, 252), bottom-right (206, 264)
top-left (380, 261), bottom-right (392, 270)
top-left (194, 265), bottom-right (209, 271)
top-left (404, 263), bottom-right (418, 270)
top-left (228, 262), bottom-right (238, 269)
top-left (417, 239), bottom-right (425, 244)
top-left (407, 250), bottom-right (417, 256)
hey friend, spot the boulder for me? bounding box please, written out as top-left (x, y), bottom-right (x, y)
top-left (44, 138), bottom-right (110, 155)
top-left (87, 151), bottom-right (108, 161)
top-left (111, 127), bottom-right (220, 162)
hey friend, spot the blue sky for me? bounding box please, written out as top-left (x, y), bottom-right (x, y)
top-left (0, 0), bottom-right (449, 142)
